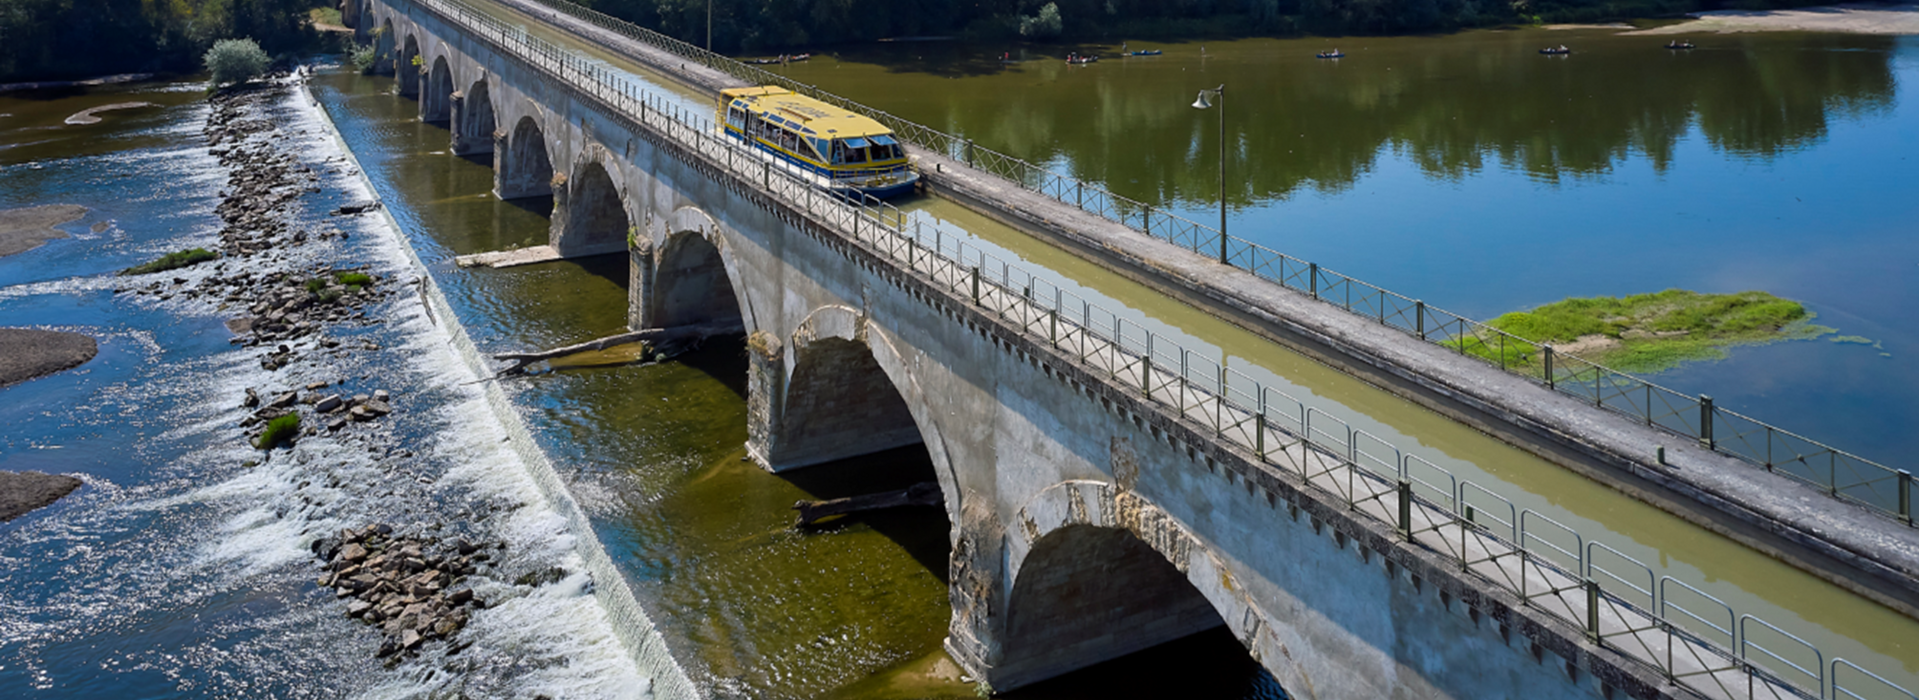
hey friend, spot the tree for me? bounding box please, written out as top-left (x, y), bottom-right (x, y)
top-left (205, 37), bottom-right (271, 86)
top-left (1020, 2), bottom-right (1063, 37)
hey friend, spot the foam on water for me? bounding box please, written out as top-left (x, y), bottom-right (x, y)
top-left (2, 74), bottom-right (686, 698)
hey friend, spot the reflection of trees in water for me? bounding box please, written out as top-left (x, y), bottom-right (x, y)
top-left (914, 33), bottom-right (1894, 210)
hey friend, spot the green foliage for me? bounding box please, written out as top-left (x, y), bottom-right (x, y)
top-left (205, 37), bottom-right (270, 86)
top-left (333, 271), bottom-right (373, 286)
top-left (1, 0), bottom-right (318, 82)
top-left (349, 43), bottom-right (379, 74)
top-left (305, 277), bottom-right (327, 293)
top-left (1019, 2), bottom-right (1064, 37)
top-left (1445, 289), bottom-right (1831, 375)
top-left (255, 414), bottom-right (300, 449)
top-left (121, 248), bottom-right (218, 276)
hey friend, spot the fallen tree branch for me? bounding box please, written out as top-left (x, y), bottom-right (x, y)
top-left (793, 482), bottom-right (942, 526)
top-left (491, 321), bottom-right (744, 375)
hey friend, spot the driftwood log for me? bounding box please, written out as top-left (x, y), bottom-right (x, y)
top-left (491, 321), bottom-right (744, 374)
top-left (794, 482), bottom-right (942, 526)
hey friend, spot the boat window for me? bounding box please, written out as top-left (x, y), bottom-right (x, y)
top-left (843, 137), bottom-right (870, 149)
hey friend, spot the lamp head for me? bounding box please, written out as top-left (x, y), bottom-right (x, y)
top-left (1191, 90), bottom-right (1213, 110)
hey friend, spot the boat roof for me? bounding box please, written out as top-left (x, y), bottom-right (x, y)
top-left (721, 86), bottom-right (893, 139)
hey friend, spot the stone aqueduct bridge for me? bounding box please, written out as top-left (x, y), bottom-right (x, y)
top-left (335, 0), bottom-right (1886, 697)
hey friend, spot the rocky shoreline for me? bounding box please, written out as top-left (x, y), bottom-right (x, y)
top-left (312, 524), bottom-right (495, 659)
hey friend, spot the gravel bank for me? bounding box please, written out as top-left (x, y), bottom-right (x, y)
top-left (0, 204), bottom-right (89, 257)
top-left (0, 328), bottom-right (98, 387)
top-left (1629, 3), bottom-right (1919, 35)
top-left (0, 471), bottom-right (84, 521)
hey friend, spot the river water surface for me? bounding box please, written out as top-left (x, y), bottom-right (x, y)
top-left (6, 19), bottom-right (1918, 700)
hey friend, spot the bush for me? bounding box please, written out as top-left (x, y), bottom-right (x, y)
top-left (121, 248), bottom-right (218, 276)
top-left (333, 271), bottom-right (372, 286)
top-left (1019, 2), bottom-right (1063, 38)
top-left (255, 414), bottom-right (300, 449)
top-left (349, 43), bottom-right (378, 74)
top-left (205, 38), bottom-right (271, 86)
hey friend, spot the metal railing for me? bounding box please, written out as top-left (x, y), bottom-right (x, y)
top-left (512, 0), bottom-right (1912, 525)
top-left (379, 0), bottom-right (1918, 697)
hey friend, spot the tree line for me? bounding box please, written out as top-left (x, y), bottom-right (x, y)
top-left (573, 0), bottom-right (1820, 53)
top-left (0, 0), bottom-right (320, 82)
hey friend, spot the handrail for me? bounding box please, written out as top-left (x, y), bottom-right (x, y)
top-left (371, 0), bottom-right (1917, 697)
top-left (517, 0), bottom-right (1911, 526)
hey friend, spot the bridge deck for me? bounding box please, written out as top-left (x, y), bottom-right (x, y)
top-left (376, 0), bottom-right (1919, 695)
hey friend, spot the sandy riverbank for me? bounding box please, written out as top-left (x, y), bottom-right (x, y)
top-left (1628, 3), bottom-right (1919, 35)
top-left (0, 328), bottom-right (99, 387)
top-left (0, 204), bottom-right (88, 257)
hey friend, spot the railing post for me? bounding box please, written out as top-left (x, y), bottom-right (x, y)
top-left (1543, 345), bottom-right (1556, 390)
top-left (1142, 333), bottom-right (1155, 400)
top-left (1901, 470), bottom-right (1912, 525)
top-left (1699, 394), bottom-right (1715, 450)
top-left (1397, 480), bottom-right (1412, 539)
top-left (970, 265), bottom-right (980, 304)
top-left (1255, 411), bottom-right (1268, 460)
top-left (1415, 300), bottom-right (1426, 339)
top-left (1308, 263), bottom-right (1319, 300)
top-left (1585, 579), bottom-right (1601, 643)
top-left (1075, 180), bottom-right (1083, 209)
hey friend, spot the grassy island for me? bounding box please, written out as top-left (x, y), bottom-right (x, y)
top-left (1452, 289), bottom-right (1831, 375)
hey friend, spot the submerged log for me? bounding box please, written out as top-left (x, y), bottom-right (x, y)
top-left (794, 482), bottom-right (942, 526)
top-left (491, 321), bottom-right (744, 374)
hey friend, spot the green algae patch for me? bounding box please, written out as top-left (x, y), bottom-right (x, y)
top-left (1449, 289), bottom-right (1835, 375)
top-left (121, 247), bottom-right (217, 275)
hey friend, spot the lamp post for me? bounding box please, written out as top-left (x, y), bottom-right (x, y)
top-left (706, 0), bottom-right (713, 52)
top-left (1190, 84), bottom-right (1227, 265)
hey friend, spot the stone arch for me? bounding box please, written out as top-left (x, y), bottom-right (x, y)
top-left (758, 306), bottom-right (964, 526)
top-left (496, 114), bottom-right (552, 201)
top-left (452, 76), bottom-right (496, 155)
top-left (421, 54), bottom-right (453, 123)
top-left (341, 0), bottom-right (360, 33)
top-left (995, 480), bottom-right (1298, 693)
top-left (650, 221), bottom-right (744, 329)
top-left (373, 18), bottom-right (396, 74)
top-left (556, 158), bottom-right (630, 257)
top-left (397, 34), bottom-right (420, 98)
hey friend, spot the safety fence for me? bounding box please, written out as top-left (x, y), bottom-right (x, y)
top-left (382, 0), bottom-right (1919, 697)
top-left (505, 0), bottom-right (1911, 525)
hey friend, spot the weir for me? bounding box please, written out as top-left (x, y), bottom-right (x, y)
top-left (339, 0), bottom-right (1919, 697)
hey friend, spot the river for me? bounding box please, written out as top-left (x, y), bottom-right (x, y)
top-left (2, 19), bottom-right (1915, 700)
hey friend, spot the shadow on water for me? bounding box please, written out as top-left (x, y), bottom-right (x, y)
top-left (999, 627), bottom-right (1290, 700)
top-left (782, 444), bottom-right (953, 585)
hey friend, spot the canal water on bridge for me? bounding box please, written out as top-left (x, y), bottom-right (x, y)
top-left (770, 30), bottom-right (1919, 475)
top-left (401, 2), bottom-right (1919, 695)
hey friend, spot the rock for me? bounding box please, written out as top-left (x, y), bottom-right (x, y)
top-left (0, 471), bottom-right (85, 521)
top-left (447, 588), bottom-right (474, 605)
top-left (373, 389), bottom-right (390, 401)
top-left (338, 543), bottom-right (368, 563)
top-left (346, 599), bottom-right (374, 617)
top-left (363, 400), bottom-right (392, 416)
top-left (400, 629), bottom-right (422, 649)
top-left (432, 618), bottom-right (462, 637)
top-left (242, 387), bottom-right (260, 408)
top-left (349, 406), bottom-right (373, 422)
top-left (314, 395), bottom-right (342, 413)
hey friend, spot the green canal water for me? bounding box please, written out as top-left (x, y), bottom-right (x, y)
top-left (323, 4), bottom-right (1919, 696)
top-left (767, 28), bottom-right (1919, 470)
